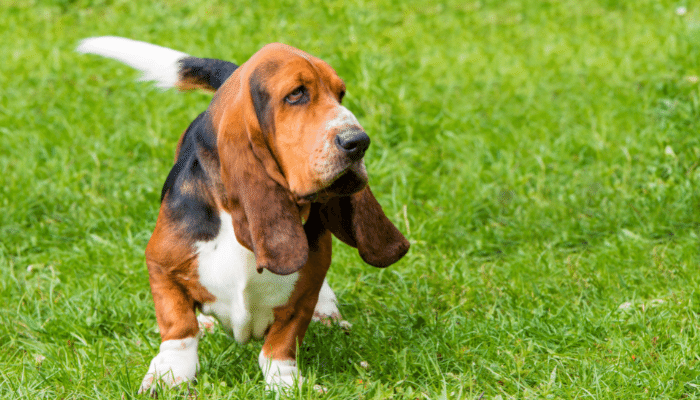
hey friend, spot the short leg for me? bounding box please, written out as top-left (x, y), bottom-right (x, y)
top-left (139, 261), bottom-right (201, 394)
top-left (260, 229), bottom-right (332, 391)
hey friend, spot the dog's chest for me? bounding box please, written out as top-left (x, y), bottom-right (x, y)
top-left (196, 212), bottom-right (299, 343)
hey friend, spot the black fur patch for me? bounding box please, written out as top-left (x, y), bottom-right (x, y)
top-left (179, 57), bottom-right (239, 91)
top-left (304, 204), bottom-right (328, 251)
top-left (161, 111), bottom-right (220, 241)
top-left (249, 61), bottom-right (280, 134)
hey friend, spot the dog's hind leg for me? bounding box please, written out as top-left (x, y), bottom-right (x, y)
top-left (312, 278), bottom-right (342, 325)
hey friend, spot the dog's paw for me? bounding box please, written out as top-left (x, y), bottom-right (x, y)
top-left (197, 314), bottom-right (218, 334)
top-left (313, 384), bottom-right (329, 394)
top-left (138, 337), bottom-right (200, 394)
top-left (258, 351), bottom-right (303, 392)
top-left (312, 279), bottom-right (342, 326)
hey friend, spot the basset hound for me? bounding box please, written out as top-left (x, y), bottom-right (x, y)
top-left (77, 37), bottom-right (409, 392)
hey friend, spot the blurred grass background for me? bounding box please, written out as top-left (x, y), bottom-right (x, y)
top-left (1, 0), bottom-right (699, 398)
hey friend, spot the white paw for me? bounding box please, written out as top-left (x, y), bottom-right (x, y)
top-left (313, 279), bottom-right (342, 325)
top-left (138, 337), bottom-right (200, 394)
top-left (313, 384), bottom-right (328, 394)
top-left (197, 314), bottom-right (218, 334)
top-left (339, 320), bottom-right (353, 331)
top-left (258, 351), bottom-right (303, 391)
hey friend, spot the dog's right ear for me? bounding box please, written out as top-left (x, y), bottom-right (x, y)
top-left (213, 67), bottom-right (308, 276)
top-left (319, 186), bottom-right (410, 268)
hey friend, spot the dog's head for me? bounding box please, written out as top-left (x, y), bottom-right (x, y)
top-left (212, 43), bottom-right (408, 275)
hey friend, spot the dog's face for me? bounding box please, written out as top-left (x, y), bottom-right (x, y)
top-left (247, 44), bottom-right (369, 201)
top-left (209, 43), bottom-right (409, 275)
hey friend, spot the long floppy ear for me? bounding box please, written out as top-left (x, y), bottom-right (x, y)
top-left (319, 186), bottom-right (410, 267)
top-left (215, 67), bottom-right (308, 275)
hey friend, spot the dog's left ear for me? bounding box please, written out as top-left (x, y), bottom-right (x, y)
top-left (215, 64), bottom-right (308, 276)
top-left (319, 187), bottom-right (410, 267)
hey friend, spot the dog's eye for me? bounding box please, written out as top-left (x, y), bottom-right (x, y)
top-left (339, 90), bottom-right (346, 103)
top-left (285, 86), bottom-right (306, 104)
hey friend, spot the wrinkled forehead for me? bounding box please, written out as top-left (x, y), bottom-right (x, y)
top-left (245, 43), bottom-right (344, 91)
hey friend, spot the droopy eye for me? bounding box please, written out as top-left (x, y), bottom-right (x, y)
top-left (285, 86), bottom-right (306, 104)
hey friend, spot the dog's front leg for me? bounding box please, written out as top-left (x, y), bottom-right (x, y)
top-left (259, 229), bottom-right (332, 391)
top-left (139, 260), bottom-right (201, 394)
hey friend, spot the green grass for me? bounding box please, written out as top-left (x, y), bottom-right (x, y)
top-left (2, 0), bottom-right (700, 398)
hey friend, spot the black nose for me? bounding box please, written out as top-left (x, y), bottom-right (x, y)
top-left (335, 129), bottom-right (370, 161)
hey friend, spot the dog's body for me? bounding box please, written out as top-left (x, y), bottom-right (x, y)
top-left (77, 37), bottom-right (409, 392)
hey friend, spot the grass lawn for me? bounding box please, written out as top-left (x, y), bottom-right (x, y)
top-left (2, 0), bottom-right (700, 398)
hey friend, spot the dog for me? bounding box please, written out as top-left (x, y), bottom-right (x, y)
top-left (77, 36), bottom-right (409, 393)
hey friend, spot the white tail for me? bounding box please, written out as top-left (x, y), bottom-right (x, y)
top-left (77, 36), bottom-right (189, 89)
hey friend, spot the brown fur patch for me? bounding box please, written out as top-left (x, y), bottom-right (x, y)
top-left (146, 202), bottom-right (216, 341)
top-left (176, 76), bottom-right (217, 93)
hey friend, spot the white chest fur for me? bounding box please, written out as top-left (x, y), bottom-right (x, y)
top-left (196, 212), bottom-right (299, 343)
